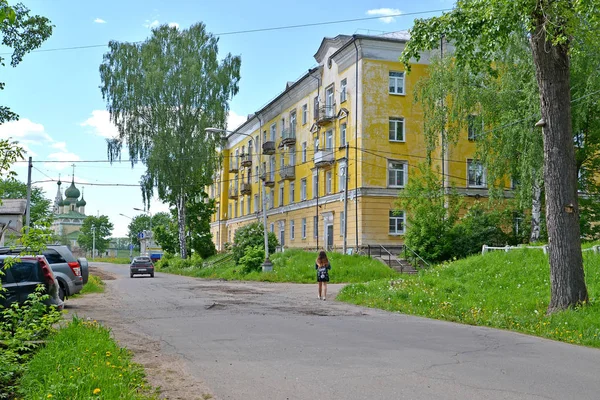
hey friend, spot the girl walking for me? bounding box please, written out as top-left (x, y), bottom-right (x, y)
top-left (315, 250), bottom-right (331, 300)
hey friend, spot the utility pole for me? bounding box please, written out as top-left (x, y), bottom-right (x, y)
top-left (343, 144), bottom-right (349, 254)
top-left (25, 156), bottom-right (32, 233)
top-left (92, 226), bottom-right (96, 261)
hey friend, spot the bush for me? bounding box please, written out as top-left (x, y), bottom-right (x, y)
top-left (238, 245), bottom-right (265, 273)
top-left (232, 223), bottom-right (278, 264)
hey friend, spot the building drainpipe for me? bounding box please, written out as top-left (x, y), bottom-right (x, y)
top-left (353, 37), bottom-right (359, 251)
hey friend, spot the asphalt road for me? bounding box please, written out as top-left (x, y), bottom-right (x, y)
top-left (85, 262), bottom-right (600, 400)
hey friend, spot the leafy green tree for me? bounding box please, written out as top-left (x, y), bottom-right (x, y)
top-left (232, 223), bottom-right (278, 265)
top-left (185, 192), bottom-right (216, 259)
top-left (127, 214), bottom-right (152, 249)
top-left (395, 164), bottom-right (461, 263)
top-left (0, 1), bottom-right (52, 123)
top-left (0, 178), bottom-right (52, 226)
top-left (78, 216), bottom-right (114, 255)
top-left (401, 0), bottom-right (597, 312)
top-left (100, 22), bottom-right (241, 258)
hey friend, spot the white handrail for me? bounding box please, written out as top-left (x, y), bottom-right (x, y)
top-left (482, 244), bottom-right (600, 255)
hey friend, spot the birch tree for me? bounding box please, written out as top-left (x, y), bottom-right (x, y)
top-left (100, 23), bottom-right (241, 258)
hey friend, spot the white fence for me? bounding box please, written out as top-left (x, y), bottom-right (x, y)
top-left (481, 244), bottom-right (600, 255)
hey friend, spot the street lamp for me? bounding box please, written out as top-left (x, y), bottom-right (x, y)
top-left (119, 213), bottom-right (134, 261)
top-left (205, 126), bottom-right (273, 272)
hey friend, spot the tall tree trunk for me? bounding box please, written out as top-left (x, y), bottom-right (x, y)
top-left (530, 176), bottom-right (542, 242)
top-left (176, 195), bottom-right (188, 259)
top-left (530, 19), bottom-right (588, 313)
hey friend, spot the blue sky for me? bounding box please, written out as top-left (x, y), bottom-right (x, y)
top-left (0, 0), bottom-right (452, 237)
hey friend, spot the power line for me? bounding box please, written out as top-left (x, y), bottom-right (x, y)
top-left (0, 9), bottom-right (451, 56)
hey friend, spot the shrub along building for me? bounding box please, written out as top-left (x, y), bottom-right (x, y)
top-left (209, 31), bottom-right (492, 253)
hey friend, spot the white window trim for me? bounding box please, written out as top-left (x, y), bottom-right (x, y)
top-left (387, 160), bottom-right (408, 188)
top-left (389, 71), bottom-right (406, 95)
top-left (389, 210), bottom-right (405, 236)
top-left (467, 159), bottom-right (487, 188)
top-left (340, 79), bottom-right (347, 103)
top-left (325, 171), bottom-right (332, 194)
top-left (340, 123), bottom-right (347, 147)
top-left (290, 182), bottom-right (295, 204)
top-left (301, 218), bottom-right (307, 239)
top-left (301, 178), bottom-right (307, 201)
top-left (389, 117), bottom-right (406, 142)
top-left (302, 104), bottom-right (308, 125)
top-left (290, 220), bottom-right (295, 240)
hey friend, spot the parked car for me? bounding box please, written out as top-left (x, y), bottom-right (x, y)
top-left (0, 254), bottom-right (64, 310)
top-left (130, 256), bottom-right (154, 278)
top-left (0, 245), bottom-right (88, 301)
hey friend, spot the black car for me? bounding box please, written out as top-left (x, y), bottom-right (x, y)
top-left (130, 256), bottom-right (154, 278)
top-left (0, 255), bottom-right (64, 310)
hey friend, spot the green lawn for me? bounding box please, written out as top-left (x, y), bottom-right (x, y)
top-left (157, 249), bottom-right (399, 283)
top-left (19, 317), bottom-right (157, 399)
top-left (338, 249), bottom-right (600, 347)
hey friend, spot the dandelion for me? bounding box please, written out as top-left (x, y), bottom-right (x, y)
top-left (93, 388), bottom-right (101, 395)
top-left (106, 351), bottom-right (112, 357)
top-left (47, 395), bottom-right (53, 399)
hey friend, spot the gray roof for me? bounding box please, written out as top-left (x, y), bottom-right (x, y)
top-left (0, 199), bottom-right (27, 215)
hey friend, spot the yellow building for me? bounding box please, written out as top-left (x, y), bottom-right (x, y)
top-left (209, 32), bottom-right (489, 253)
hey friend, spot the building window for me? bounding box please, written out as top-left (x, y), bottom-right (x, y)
top-left (240, 198), bottom-right (244, 216)
top-left (254, 194), bottom-right (258, 213)
top-left (389, 117), bottom-right (405, 142)
top-left (389, 71), bottom-right (405, 95)
top-left (301, 178), bottom-right (307, 200)
top-left (340, 123), bottom-right (347, 147)
top-left (289, 147), bottom-right (296, 166)
top-left (313, 171), bottom-right (318, 198)
top-left (290, 220), bottom-right (295, 240)
top-left (255, 166), bottom-right (259, 183)
top-left (234, 201), bottom-right (238, 218)
top-left (302, 142), bottom-right (307, 163)
top-left (290, 182), bottom-right (295, 203)
top-left (388, 161), bottom-right (407, 188)
top-left (340, 78), bottom-right (347, 103)
top-left (467, 160), bottom-right (487, 188)
top-left (269, 189), bottom-right (275, 208)
top-left (325, 130), bottom-right (334, 150)
top-left (247, 197), bottom-right (251, 215)
top-left (313, 216), bottom-right (318, 238)
top-left (326, 171), bottom-right (332, 194)
top-left (313, 96), bottom-right (319, 119)
top-left (340, 211), bottom-right (345, 236)
top-left (290, 111), bottom-right (296, 135)
top-left (279, 185), bottom-right (284, 206)
top-left (339, 164), bottom-right (346, 192)
top-left (228, 204), bottom-right (232, 219)
top-left (314, 136), bottom-right (319, 151)
top-left (301, 218), bottom-right (307, 239)
top-left (280, 117), bottom-right (285, 138)
top-left (468, 114), bottom-right (483, 140)
top-left (302, 104), bottom-right (308, 125)
top-left (270, 123), bottom-right (276, 141)
top-left (280, 153), bottom-right (285, 170)
top-left (389, 210), bottom-right (405, 235)
top-left (270, 223), bottom-right (274, 233)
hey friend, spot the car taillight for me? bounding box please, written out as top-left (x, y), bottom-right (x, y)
top-left (68, 261), bottom-right (82, 278)
top-left (38, 257), bottom-right (55, 286)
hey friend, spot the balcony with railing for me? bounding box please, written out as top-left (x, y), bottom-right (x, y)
top-left (280, 164), bottom-right (295, 180)
top-left (228, 186), bottom-right (239, 199)
top-left (316, 105), bottom-right (336, 126)
top-left (262, 140), bottom-right (276, 155)
top-left (228, 157), bottom-right (239, 173)
top-left (280, 126), bottom-right (296, 147)
top-left (241, 153), bottom-right (252, 167)
top-left (314, 148), bottom-right (335, 167)
top-left (260, 168), bottom-right (275, 187)
top-left (240, 182), bottom-right (252, 195)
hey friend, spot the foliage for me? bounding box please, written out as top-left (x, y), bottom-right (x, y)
top-left (396, 164), bottom-right (461, 263)
top-left (78, 215), bottom-right (114, 254)
top-left (18, 317), bottom-right (155, 399)
top-left (100, 22), bottom-right (241, 258)
top-left (338, 249), bottom-right (600, 347)
top-left (0, 287), bottom-right (62, 398)
top-left (127, 214), bottom-right (152, 249)
top-left (449, 203), bottom-right (511, 259)
top-left (185, 194), bottom-right (216, 259)
top-left (157, 249), bottom-right (399, 283)
top-left (232, 222), bottom-right (278, 264)
top-left (77, 275), bottom-right (104, 295)
top-left (0, 1), bottom-right (53, 124)
top-left (238, 245), bottom-right (264, 273)
top-left (0, 178), bottom-right (53, 226)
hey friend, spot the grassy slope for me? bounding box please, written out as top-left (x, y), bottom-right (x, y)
top-left (338, 249), bottom-right (600, 347)
top-left (19, 318), bottom-right (155, 399)
top-left (158, 250), bottom-right (399, 283)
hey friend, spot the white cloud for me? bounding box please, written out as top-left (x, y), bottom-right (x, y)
top-left (44, 152), bottom-right (82, 171)
top-left (144, 19), bottom-right (160, 29)
top-left (94, 18), bottom-right (106, 24)
top-left (226, 111), bottom-right (247, 131)
top-left (81, 110), bottom-right (119, 139)
top-left (0, 118), bottom-right (52, 143)
top-left (51, 142), bottom-right (68, 151)
top-left (366, 8), bottom-right (402, 23)
top-left (168, 22), bottom-right (179, 29)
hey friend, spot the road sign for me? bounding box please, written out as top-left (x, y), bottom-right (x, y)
top-left (129, 244), bottom-right (134, 250)
top-left (137, 232), bottom-right (145, 239)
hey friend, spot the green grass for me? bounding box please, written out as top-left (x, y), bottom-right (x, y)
top-left (19, 317), bottom-right (156, 399)
top-left (157, 249), bottom-right (399, 283)
top-left (338, 249), bottom-right (600, 347)
top-left (96, 256), bottom-right (132, 264)
top-left (81, 275), bottom-right (105, 294)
